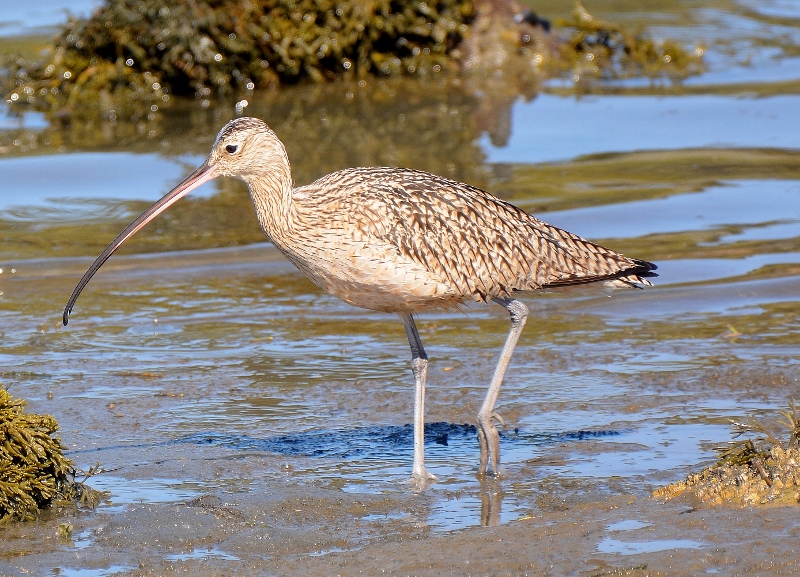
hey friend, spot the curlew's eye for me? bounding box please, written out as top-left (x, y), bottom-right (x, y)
top-left (225, 144), bottom-right (238, 154)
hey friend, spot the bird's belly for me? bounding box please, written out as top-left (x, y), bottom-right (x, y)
top-left (287, 245), bottom-right (459, 313)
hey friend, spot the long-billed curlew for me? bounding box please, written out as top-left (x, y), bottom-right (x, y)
top-left (63, 117), bottom-right (656, 482)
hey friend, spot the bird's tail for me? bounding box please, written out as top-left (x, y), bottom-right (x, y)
top-left (603, 259), bottom-right (658, 289)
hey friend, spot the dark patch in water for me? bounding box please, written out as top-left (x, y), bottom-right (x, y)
top-left (175, 424), bottom-right (627, 460)
top-left (179, 422), bottom-right (479, 460)
top-left (557, 429), bottom-right (624, 441)
top-left (68, 423), bottom-right (626, 461)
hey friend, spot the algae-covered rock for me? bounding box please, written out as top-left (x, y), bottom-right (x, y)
top-left (654, 445), bottom-right (800, 507)
top-left (3, 0), bottom-right (477, 113)
top-left (654, 401), bottom-right (800, 507)
top-left (0, 387), bottom-right (78, 522)
top-left (1, 0), bottom-right (702, 118)
top-left (555, 3), bottom-right (704, 82)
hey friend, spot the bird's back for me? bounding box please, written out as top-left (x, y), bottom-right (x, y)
top-left (281, 167), bottom-right (655, 312)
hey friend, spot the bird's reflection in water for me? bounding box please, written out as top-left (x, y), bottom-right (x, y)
top-left (480, 486), bottom-right (504, 527)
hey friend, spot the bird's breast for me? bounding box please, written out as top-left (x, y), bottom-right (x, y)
top-left (275, 220), bottom-right (462, 313)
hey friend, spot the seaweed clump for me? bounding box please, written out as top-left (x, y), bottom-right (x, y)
top-left (555, 3), bottom-right (704, 82)
top-left (1, 0), bottom-right (703, 118)
top-left (3, 0), bottom-right (474, 114)
top-left (0, 387), bottom-right (97, 522)
top-left (654, 401), bottom-right (800, 507)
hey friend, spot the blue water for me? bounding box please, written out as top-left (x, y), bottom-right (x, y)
top-left (482, 94), bottom-right (800, 163)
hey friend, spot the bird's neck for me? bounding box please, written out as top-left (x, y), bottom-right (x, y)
top-left (245, 166), bottom-right (295, 245)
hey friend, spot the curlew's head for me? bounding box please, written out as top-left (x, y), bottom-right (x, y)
top-left (207, 117), bottom-right (289, 181)
top-left (62, 117), bottom-right (288, 326)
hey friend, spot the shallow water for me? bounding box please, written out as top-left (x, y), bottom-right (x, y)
top-left (1, 1), bottom-right (800, 575)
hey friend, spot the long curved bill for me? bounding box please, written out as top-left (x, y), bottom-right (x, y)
top-left (63, 161), bottom-right (217, 326)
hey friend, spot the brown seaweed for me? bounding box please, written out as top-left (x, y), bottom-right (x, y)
top-left (0, 387), bottom-right (102, 523)
top-left (553, 3), bottom-right (705, 82)
top-left (654, 401), bottom-right (800, 507)
top-left (2, 0), bottom-right (475, 114)
top-left (1, 1), bottom-right (702, 119)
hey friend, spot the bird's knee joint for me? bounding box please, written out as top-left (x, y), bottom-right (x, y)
top-left (411, 357), bottom-right (428, 377)
top-left (508, 300), bottom-right (528, 324)
top-left (476, 411), bottom-right (493, 428)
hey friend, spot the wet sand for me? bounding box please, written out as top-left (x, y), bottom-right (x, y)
top-left (1, 244), bottom-right (799, 575)
top-left (2, 364), bottom-right (799, 576)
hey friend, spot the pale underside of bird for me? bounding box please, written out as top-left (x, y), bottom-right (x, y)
top-left (64, 117), bottom-right (657, 483)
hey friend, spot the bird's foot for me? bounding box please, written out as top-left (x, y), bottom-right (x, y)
top-left (409, 468), bottom-right (437, 489)
top-left (477, 465), bottom-right (503, 479)
top-left (477, 416), bottom-right (503, 477)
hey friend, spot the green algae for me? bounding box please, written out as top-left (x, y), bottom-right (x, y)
top-left (503, 148), bottom-right (800, 214)
top-left (2, 0), bottom-right (475, 116)
top-left (1, 1), bottom-right (702, 118)
top-left (0, 387), bottom-right (91, 522)
top-left (552, 3), bottom-right (704, 82)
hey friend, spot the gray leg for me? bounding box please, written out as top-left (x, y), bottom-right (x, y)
top-left (477, 297), bottom-right (529, 476)
top-left (399, 313), bottom-right (437, 483)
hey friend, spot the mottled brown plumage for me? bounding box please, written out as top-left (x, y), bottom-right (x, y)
top-left (64, 117), bottom-right (656, 482)
top-left (281, 166), bottom-right (654, 312)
